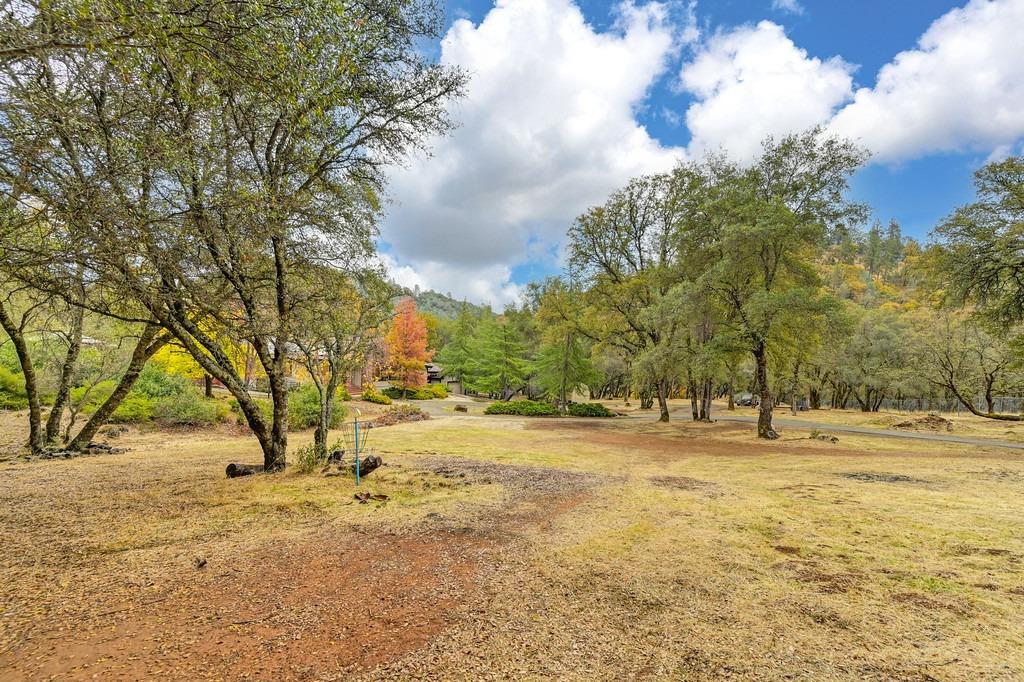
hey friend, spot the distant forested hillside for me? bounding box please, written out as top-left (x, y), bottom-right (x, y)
top-left (396, 287), bottom-right (488, 319)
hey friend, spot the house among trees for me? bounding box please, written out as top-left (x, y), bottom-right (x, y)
top-left (426, 362), bottom-right (461, 395)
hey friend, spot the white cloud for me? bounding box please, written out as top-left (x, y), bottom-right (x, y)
top-left (829, 0), bottom-right (1024, 162)
top-left (675, 0), bottom-right (1024, 164)
top-left (381, 0), bottom-right (686, 305)
top-left (678, 20), bottom-right (855, 160)
top-left (771, 0), bottom-right (804, 15)
top-left (380, 254), bottom-right (524, 308)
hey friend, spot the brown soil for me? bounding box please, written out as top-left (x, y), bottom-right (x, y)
top-left (0, 459), bottom-right (596, 681)
top-left (650, 475), bottom-right (721, 496)
top-left (7, 532), bottom-right (478, 681)
top-left (893, 414), bottom-right (954, 432)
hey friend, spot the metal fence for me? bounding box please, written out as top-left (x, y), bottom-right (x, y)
top-left (874, 396), bottom-right (1024, 415)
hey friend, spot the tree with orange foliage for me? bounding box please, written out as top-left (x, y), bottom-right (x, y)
top-left (385, 298), bottom-right (433, 394)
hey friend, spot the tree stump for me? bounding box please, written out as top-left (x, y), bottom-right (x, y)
top-left (353, 455), bottom-right (382, 478)
top-left (226, 463), bottom-right (264, 478)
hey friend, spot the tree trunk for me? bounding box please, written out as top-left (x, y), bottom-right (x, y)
top-left (698, 378), bottom-right (712, 421)
top-left (560, 333), bottom-right (570, 414)
top-left (687, 375), bottom-right (699, 421)
top-left (656, 380), bottom-right (670, 422)
top-left (204, 374), bottom-right (214, 398)
top-left (314, 364), bottom-right (342, 459)
top-left (68, 324), bottom-right (168, 450)
top-left (640, 388), bottom-right (653, 410)
top-left (809, 387), bottom-right (821, 410)
top-left (704, 379), bottom-right (713, 420)
top-left (789, 361), bottom-right (801, 416)
top-left (45, 303), bottom-right (84, 443)
top-left (265, 348), bottom-right (289, 472)
top-left (0, 301), bottom-right (44, 454)
top-left (753, 342), bottom-right (777, 439)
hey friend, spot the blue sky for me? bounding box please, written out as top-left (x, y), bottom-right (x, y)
top-left (380, 0), bottom-right (1024, 305)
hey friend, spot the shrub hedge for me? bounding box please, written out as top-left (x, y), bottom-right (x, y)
top-left (0, 366), bottom-right (28, 410)
top-left (361, 386), bottom-right (392, 405)
top-left (484, 399), bottom-right (559, 416)
top-left (567, 402), bottom-right (615, 417)
top-left (287, 383), bottom-right (347, 430)
top-left (152, 391), bottom-right (229, 425)
top-left (383, 385), bottom-right (432, 400)
top-left (381, 383), bottom-right (447, 400)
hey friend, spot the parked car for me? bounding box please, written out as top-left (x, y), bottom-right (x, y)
top-left (735, 393), bottom-right (758, 406)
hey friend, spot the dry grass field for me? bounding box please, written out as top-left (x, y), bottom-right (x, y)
top-left (1, 404), bottom-right (1022, 680)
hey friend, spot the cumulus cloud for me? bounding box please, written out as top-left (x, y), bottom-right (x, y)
top-left (676, 0), bottom-right (1024, 163)
top-left (678, 20), bottom-right (855, 160)
top-left (381, 0), bottom-right (686, 304)
top-left (829, 0), bottom-right (1024, 161)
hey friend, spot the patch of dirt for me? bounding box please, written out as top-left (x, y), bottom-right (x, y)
top-left (952, 544), bottom-right (1016, 558)
top-left (965, 468), bottom-right (1024, 483)
top-left (3, 530), bottom-right (482, 680)
top-left (649, 475), bottom-right (721, 496)
top-left (841, 471), bottom-right (929, 484)
top-left (788, 564), bottom-right (863, 593)
top-left (892, 591), bottom-right (972, 615)
top-left (773, 545), bottom-right (802, 555)
top-left (894, 414), bottom-right (954, 432)
top-left (793, 603), bottom-right (851, 629)
top-left (1, 455), bottom-right (599, 680)
top-left (420, 457), bottom-right (604, 499)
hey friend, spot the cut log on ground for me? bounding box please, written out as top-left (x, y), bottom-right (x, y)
top-left (226, 463), bottom-right (264, 478)
top-left (353, 455), bottom-right (382, 478)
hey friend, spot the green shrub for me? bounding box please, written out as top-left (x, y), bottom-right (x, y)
top-left (567, 402), bottom-right (615, 417)
top-left (361, 386), bottom-right (392, 405)
top-left (288, 383), bottom-right (347, 430)
top-left (152, 390), bottom-right (225, 425)
top-left (429, 383), bottom-right (448, 398)
top-left (484, 399), bottom-right (559, 416)
top-left (292, 442), bottom-right (325, 473)
top-left (337, 385), bottom-right (352, 401)
top-left (70, 380), bottom-right (117, 413)
top-left (0, 345), bottom-right (20, 374)
top-left (228, 396), bottom-right (274, 425)
top-left (134, 363), bottom-right (193, 398)
top-left (0, 365), bottom-right (28, 410)
top-left (110, 394), bottom-right (155, 423)
top-left (383, 385), bottom-right (434, 400)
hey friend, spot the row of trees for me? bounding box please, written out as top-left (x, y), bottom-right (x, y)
top-left (0, 0), bottom-right (465, 467)
top-left (424, 138), bottom-right (1024, 437)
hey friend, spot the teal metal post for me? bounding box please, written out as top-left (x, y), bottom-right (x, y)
top-left (354, 417), bottom-right (360, 486)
